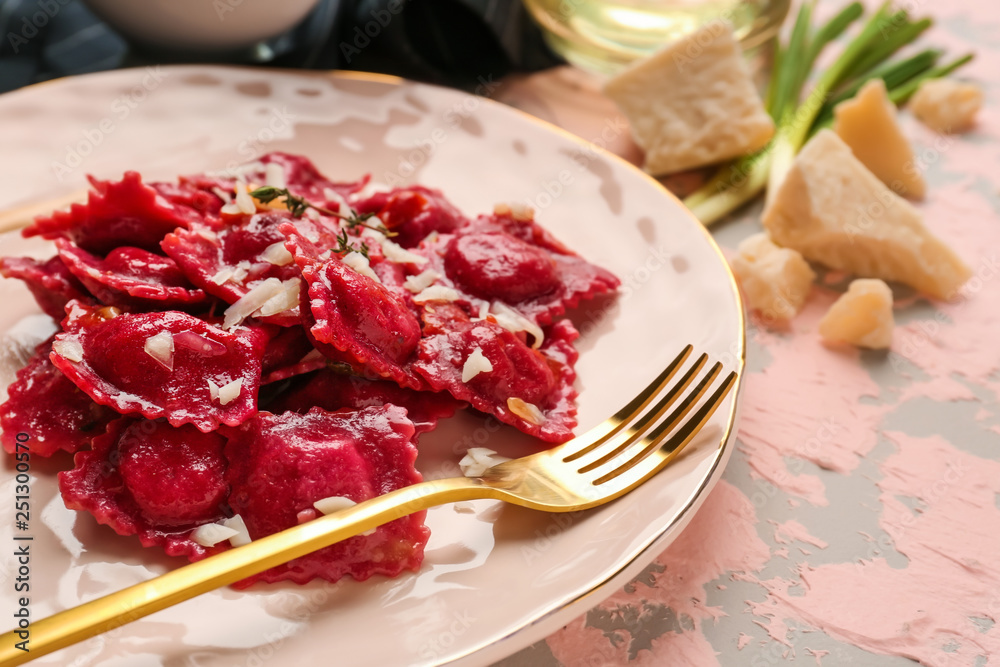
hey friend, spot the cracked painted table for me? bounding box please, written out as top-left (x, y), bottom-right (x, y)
top-left (493, 3), bottom-right (1000, 666)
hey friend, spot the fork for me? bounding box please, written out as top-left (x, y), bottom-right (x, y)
top-left (0, 344), bottom-right (737, 666)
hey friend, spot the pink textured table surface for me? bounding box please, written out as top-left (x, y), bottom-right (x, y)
top-left (495, 3), bottom-right (1000, 666)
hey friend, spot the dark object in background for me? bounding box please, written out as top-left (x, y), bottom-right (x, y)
top-left (0, 0), bottom-right (561, 94)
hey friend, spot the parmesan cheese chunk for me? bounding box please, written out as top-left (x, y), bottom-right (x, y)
top-left (313, 496), bottom-right (376, 535)
top-left (313, 496), bottom-right (356, 514)
top-left (381, 237), bottom-right (428, 266)
top-left (490, 302), bottom-right (544, 349)
top-left (53, 337), bottom-right (84, 363)
top-left (833, 79), bottom-right (926, 199)
top-left (234, 181), bottom-right (256, 215)
top-left (909, 78), bottom-right (983, 133)
top-left (216, 378), bottom-right (243, 406)
top-left (819, 279), bottom-right (894, 349)
top-left (143, 331), bottom-right (175, 371)
top-left (222, 514), bottom-right (251, 546)
top-left (729, 233), bottom-right (815, 320)
top-left (341, 251), bottom-right (380, 283)
top-left (222, 277), bottom-right (284, 329)
top-left (603, 22), bottom-right (775, 175)
top-left (459, 447), bottom-right (510, 477)
top-left (461, 347), bottom-right (493, 382)
top-left (264, 162), bottom-right (287, 189)
top-left (192, 522), bottom-right (239, 547)
top-left (404, 269), bottom-right (440, 293)
top-left (256, 278), bottom-right (301, 317)
top-left (413, 284), bottom-right (462, 304)
top-left (507, 397), bottom-right (546, 425)
top-left (762, 130), bottom-right (971, 300)
top-left (260, 241), bottom-right (293, 266)
top-left (210, 266), bottom-right (235, 285)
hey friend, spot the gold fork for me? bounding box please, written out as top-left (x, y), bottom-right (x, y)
top-left (0, 344), bottom-right (737, 666)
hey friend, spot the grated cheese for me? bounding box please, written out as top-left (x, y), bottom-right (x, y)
top-left (210, 266), bottom-right (235, 285)
top-left (461, 347), bottom-right (493, 382)
top-left (403, 269), bottom-right (440, 294)
top-left (260, 241), bottom-right (293, 266)
top-left (490, 302), bottom-right (544, 349)
top-left (313, 496), bottom-right (356, 514)
top-left (222, 277), bottom-right (284, 329)
top-left (379, 237), bottom-right (428, 266)
top-left (413, 285), bottom-right (462, 304)
top-left (256, 278), bottom-right (301, 317)
top-left (53, 337), bottom-right (84, 363)
top-left (222, 514), bottom-right (251, 546)
top-left (191, 522), bottom-right (238, 547)
top-left (234, 181), bottom-right (256, 215)
top-left (211, 187), bottom-right (233, 205)
top-left (341, 251), bottom-right (380, 282)
top-left (143, 331), bottom-right (175, 371)
top-left (314, 495), bottom-right (376, 535)
top-left (507, 397), bottom-right (546, 425)
top-left (216, 378), bottom-right (243, 406)
top-left (264, 162), bottom-right (287, 189)
top-left (459, 447), bottom-right (510, 477)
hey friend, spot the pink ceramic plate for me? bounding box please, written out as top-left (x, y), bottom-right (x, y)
top-left (0, 67), bottom-right (744, 666)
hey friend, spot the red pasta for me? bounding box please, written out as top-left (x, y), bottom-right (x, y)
top-left (0, 337), bottom-right (113, 457)
top-left (0, 152), bottom-right (619, 586)
top-left (59, 417), bottom-right (231, 560)
top-left (266, 367), bottom-right (464, 435)
top-left (50, 302), bottom-right (268, 432)
top-left (25, 171), bottom-right (200, 254)
top-left (0, 255), bottom-right (91, 320)
top-left (57, 239), bottom-right (206, 309)
top-left (224, 407), bottom-right (429, 586)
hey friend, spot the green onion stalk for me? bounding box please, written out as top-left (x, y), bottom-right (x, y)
top-left (683, 1), bottom-right (973, 227)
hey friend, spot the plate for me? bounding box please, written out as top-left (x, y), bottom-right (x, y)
top-left (0, 66), bottom-right (745, 666)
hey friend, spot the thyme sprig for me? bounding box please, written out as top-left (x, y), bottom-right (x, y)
top-left (333, 230), bottom-right (371, 259)
top-left (249, 186), bottom-right (395, 237)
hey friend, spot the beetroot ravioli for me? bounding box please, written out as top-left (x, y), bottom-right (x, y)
top-left (0, 153), bottom-right (619, 587)
top-left (225, 407), bottom-right (429, 586)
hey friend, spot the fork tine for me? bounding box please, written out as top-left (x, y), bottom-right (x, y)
top-left (592, 367), bottom-right (737, 485)
top-left (562, 344), bottom-right (693, 463)
top-left (576, 353), bottom-right (709, 473)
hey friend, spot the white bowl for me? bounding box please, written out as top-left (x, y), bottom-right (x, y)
top-left (82, 0), bottom-right (323, 53)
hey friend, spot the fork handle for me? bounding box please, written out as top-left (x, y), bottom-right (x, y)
top-left (0, 188), bottom-right (88, 235)
top-left (0, 476), bottom-right (489, 666)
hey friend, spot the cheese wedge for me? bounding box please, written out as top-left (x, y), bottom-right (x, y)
top-left (819, 279), bottom-right (894, 349)
top-left (603, 22), bottom-right (774, 175)
top-left (910, 78), bottom-right (983, 133)
top-left (730, 233), bottom-right (815, 320)
top-left (762, 130), bottom-right (971, 300)
top-left (833, 79), bottom-right (926, 199)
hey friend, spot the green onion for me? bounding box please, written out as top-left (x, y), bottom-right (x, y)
top-left (682, 1), bottom-right (973, 227)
